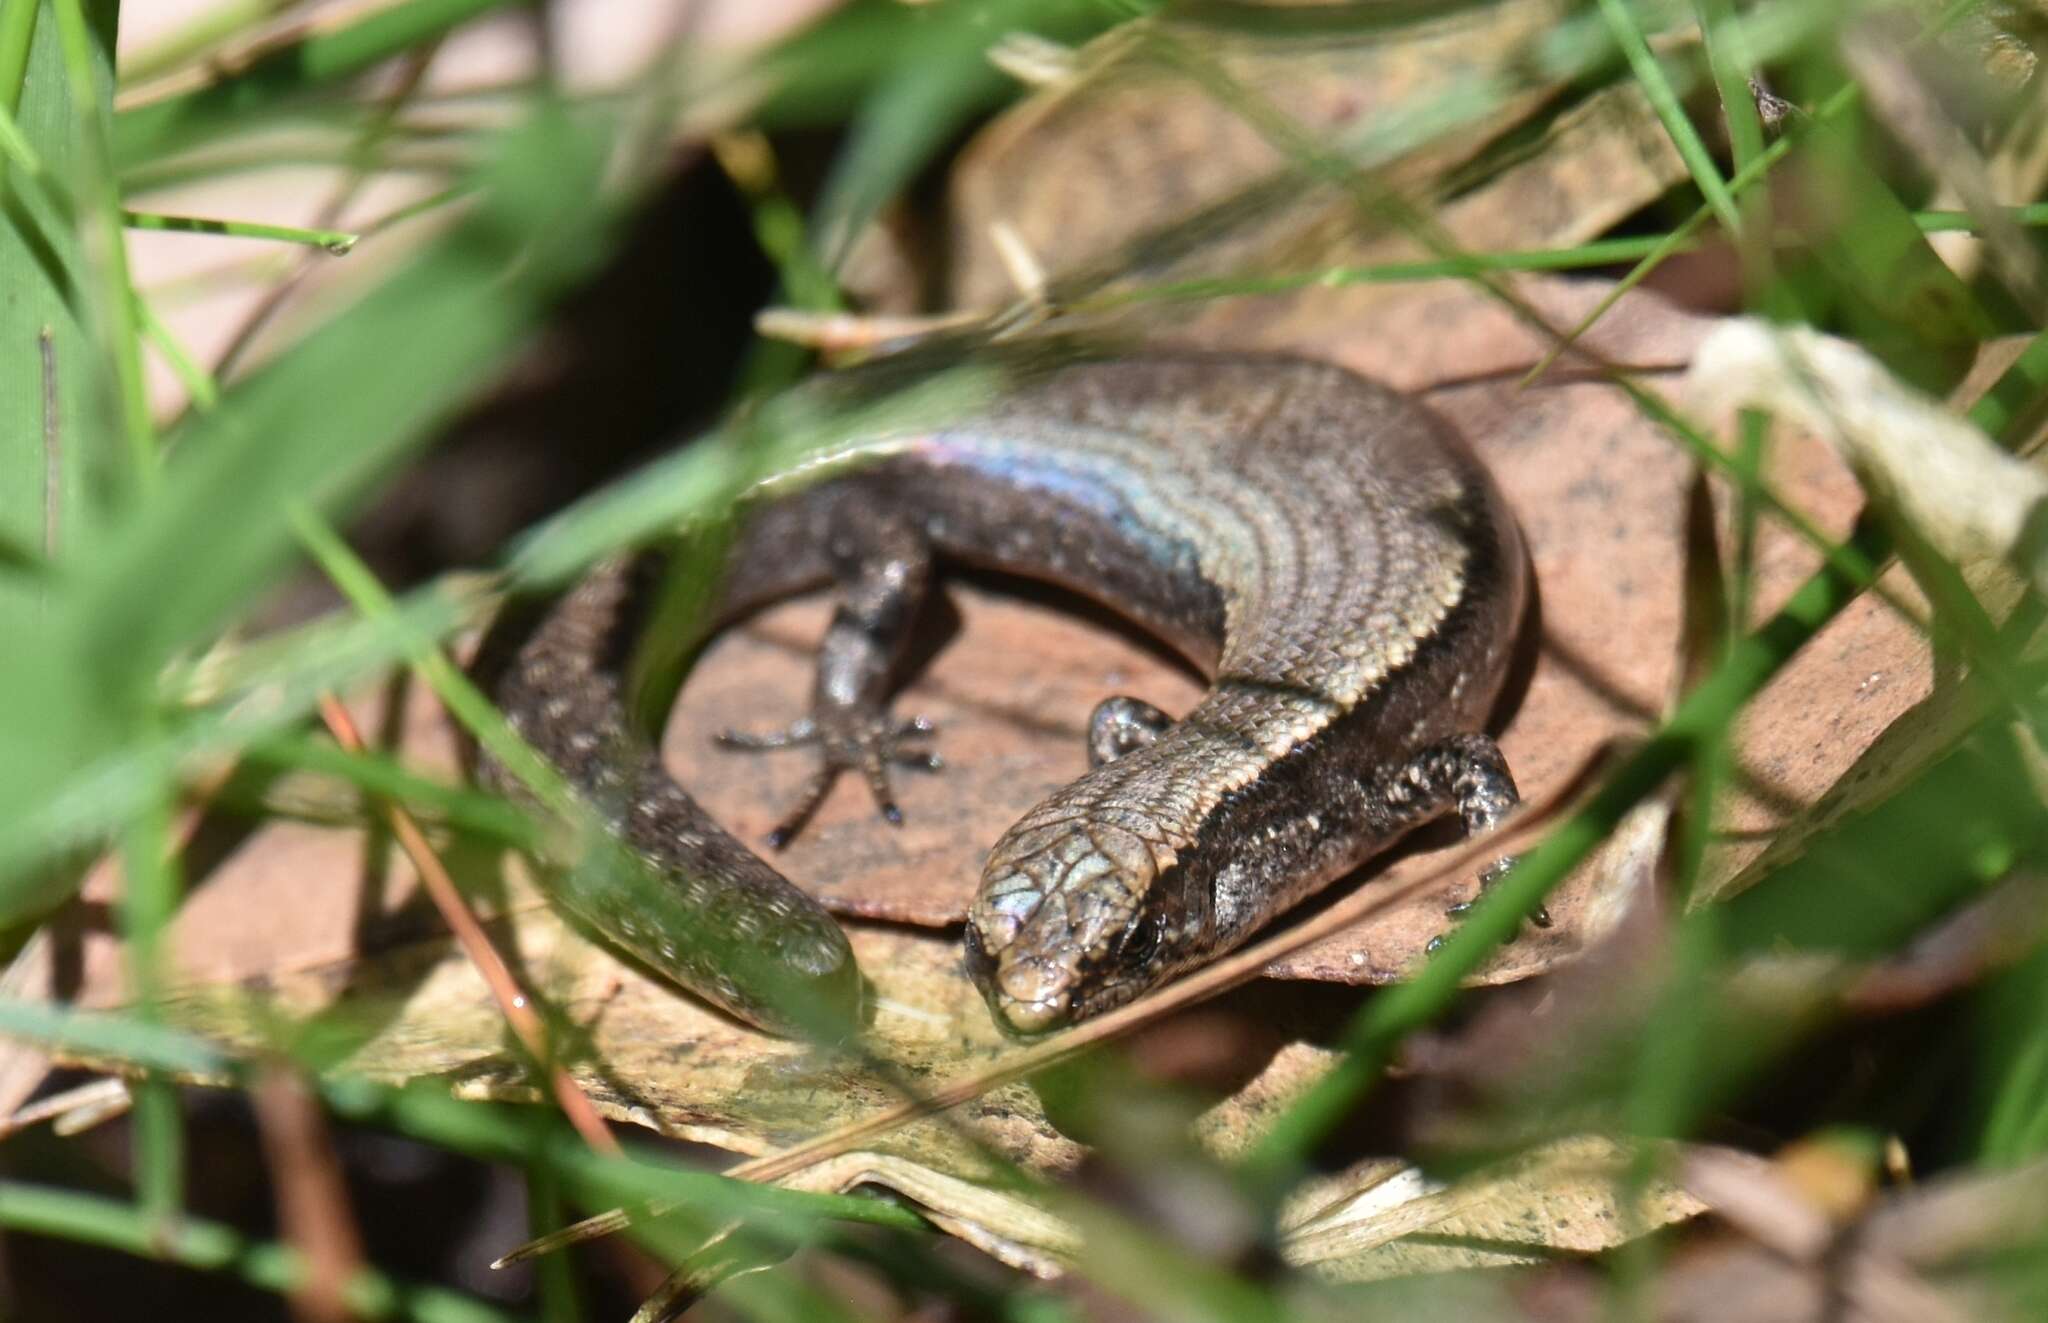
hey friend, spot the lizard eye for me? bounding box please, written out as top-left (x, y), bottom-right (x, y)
top-left (1118, 912), bottom-right (1165, 965)
top-left (962, 920), bottom-right (995, 986)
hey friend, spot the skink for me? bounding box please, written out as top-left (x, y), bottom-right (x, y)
top-left (473, 351), bottom-right (1530, 1036)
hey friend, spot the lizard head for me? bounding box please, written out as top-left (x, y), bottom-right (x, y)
top-left (965, 816), bottom-right (1192, 1035)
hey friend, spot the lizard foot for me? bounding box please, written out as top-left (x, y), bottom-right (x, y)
top-left (1426, 855), bottom-right (1553, 954)
top-left (716, 710), bottom-right (942, 848)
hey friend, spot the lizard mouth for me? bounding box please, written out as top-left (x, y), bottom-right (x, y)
top-left (962, 920), bottom-right (1076, 1036)
top-left (991, 958), bottom-right (1074, 1035)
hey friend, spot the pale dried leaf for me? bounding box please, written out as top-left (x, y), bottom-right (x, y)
top-left (1688, 318), bottom-right (2048, 593)
top-left (1277, 1135), bottom-right (1707, 1281)
top-left (785, 1152), bottom-right (1081, 1278)
top-left (1687, 326), bottom-right (2048, 898)
top-left (73, 906), bottom-right (1342, 1273)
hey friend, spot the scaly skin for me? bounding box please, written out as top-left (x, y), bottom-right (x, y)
top-left (473, 352), bottom-right (1529, 1036)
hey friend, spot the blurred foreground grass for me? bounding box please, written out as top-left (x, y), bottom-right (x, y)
top-left (4, 0), bottom-right (2048, 1320)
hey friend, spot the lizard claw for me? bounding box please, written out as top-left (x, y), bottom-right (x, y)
top-left (718, 707), bottom-right (943, 848)
top-left (1428, 855), bottom-right (1550, 953)
top-left (888, 717), bottom-right (944, 771)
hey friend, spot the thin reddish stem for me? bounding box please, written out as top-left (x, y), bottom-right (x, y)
top-left (316, 694), bottom-right (620, 1155)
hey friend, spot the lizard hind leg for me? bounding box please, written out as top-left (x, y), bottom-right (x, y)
top-left (713, 511), bottom-right (944, 849)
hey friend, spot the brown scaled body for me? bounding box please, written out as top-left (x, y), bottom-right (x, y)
top-left (475, 353), bottom-right (1529, 1036)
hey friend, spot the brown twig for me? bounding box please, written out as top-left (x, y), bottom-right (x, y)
top-left (252, 1063), bottom-right (368, 1323)
top-left (315, 695), bottom-right (620, 1155)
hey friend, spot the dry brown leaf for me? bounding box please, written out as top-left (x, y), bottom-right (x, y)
top-left (80, 908), bottom-right (1349, 1274)
top-left (930, 3), bottom-right (1699, 387)
top-left (941, 0), bottom-right (1682, 322)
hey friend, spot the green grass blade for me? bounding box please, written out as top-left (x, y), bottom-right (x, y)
top-left (1978, 945), bottom-right (2048, 1165)
top-left (132, 290), bottom-right (220, 409)
top-left (112, 0), bottom-right (519, 169)
top-left (287, 506), bottom-right (577, 823)
top-left (1246, 323), bottom-right (2048, 1180)
top-left (0, 0), bottom-right (91, 623)
top-left (122, 208), bottom-right (359, 251)
top-left (1597, 0), bottom-right (1739, 234)
top-left (1722, 718), bottom-right (2040, 960)
top-left (63, 106), bottom-right (612, 680)
top-left (1695, 0), bottom-right (1765, 171)
top-left (810, 0), bottom-right (1103, 269)
top-left (0, 1180), bottom-right (523, 1323)
top-left (1779, 96), bottom-right (1992, 390)
top-left (752, 0), bottom-right (1119, 130)
top-left (1074, 203), bottom-right (2048, 313)
top-left (51, 0), bottom-right (151, 491)
top-left (118, 775), bottom-right (185, 1233)
top-left (1535, 0), bottom-right (2004, 386)
top-left (241, 733), bottom-right (536, 845)
top-left (319, 1079), bottom-right (931, 1239)
top-left (0, 0), bottom-right (35, 101)
top-left (502, 358), bottom-right (1009, 590)
top-left (0, 577), bottom-right (491, 891)
top-left (0, 0), bottom-right (126, 939)
top-left (116, 0), bottom-right (293, 86)
top-left (524, 1159), bottom-right (580, 1323)
top-left (0, 998), bottom-right (227, 1075)
top-left (0, 104), bottom-right (615, 926)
